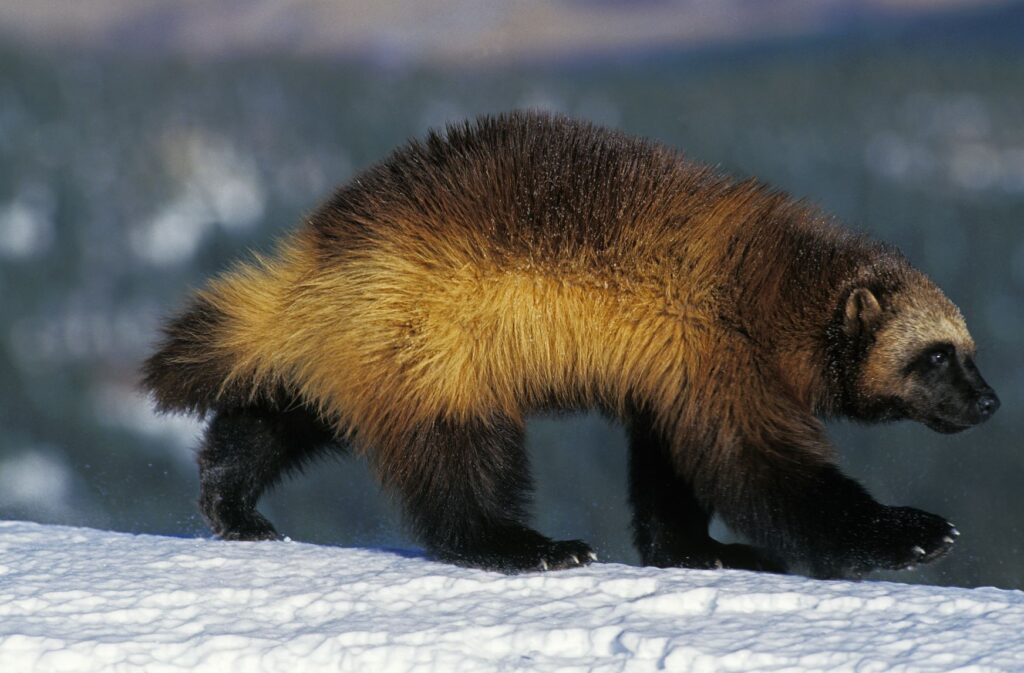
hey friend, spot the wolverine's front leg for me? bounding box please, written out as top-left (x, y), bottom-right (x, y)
top-left (703, 422), bottom-right (957, 579)
top-left (386, 414), bottom-right (595, 573)
top-left (628, 413), bottom-right (785, 572)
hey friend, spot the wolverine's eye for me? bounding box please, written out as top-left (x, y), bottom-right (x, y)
top-left (905, 343), bottom-right (956, 377)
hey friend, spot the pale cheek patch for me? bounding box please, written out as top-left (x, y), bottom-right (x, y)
top-left (859, 306), bottom-right (974, 401)
top-left (896, 278), bottom-right (975, 354)
top-left (921, 315), bottom-right (974, 354)
top-left (860, 334), bottom-right (912, 399)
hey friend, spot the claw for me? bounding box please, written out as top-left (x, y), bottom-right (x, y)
top-left (943, 536), bottom-right (955, 545)
top-left (950, 527), bottom-right (960, 537)
top-left (911, 545), bottom-right (926, 557)
top-left (539, 558), bottom-right (548, 571)
top-left (569, 555), bottom-right (579, 565)
top-left (587, 551), bottom-right (598, 562)
top-left (904, 563), bottom-right (917, 571)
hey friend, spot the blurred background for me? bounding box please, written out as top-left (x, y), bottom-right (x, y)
top-left (0, 0), bottom-right (1021, 589)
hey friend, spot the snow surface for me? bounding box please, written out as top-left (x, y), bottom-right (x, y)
top-left (1, 521), bottom-right (1022, 673)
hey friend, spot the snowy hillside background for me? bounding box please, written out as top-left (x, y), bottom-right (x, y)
top-left (3, 521), bottom-right (1024, 673)
top-left (0, 0), bottom-right (1022, 592)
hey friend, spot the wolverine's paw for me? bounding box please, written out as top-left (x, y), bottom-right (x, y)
top-left (534, 539), bottom-right (598, 572)
top-left (812, 506), bottom-right (957, 578)
top-left (714, 543), bottom-right (788, 574)
top-left (206, 512), bottom-right (282, 542)
top-left (469, 538), bottom-right (597, 574)
top-left (435, 527), bottom-right (597, 574)
top-left (867, 506), bottom-right (958, 571)
top-left (645, 542), bottom-right (787, 574)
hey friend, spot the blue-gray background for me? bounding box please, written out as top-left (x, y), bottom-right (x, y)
top-left (0, 0), bottom-right (1021, 589)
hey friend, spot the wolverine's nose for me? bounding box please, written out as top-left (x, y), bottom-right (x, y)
top-left (976, 393), bottom-right (1000, 419)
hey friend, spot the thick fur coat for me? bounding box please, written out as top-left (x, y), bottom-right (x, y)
top-left (144, 112), bottom-right (997, 576)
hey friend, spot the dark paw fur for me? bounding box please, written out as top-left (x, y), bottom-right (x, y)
top-left (533, 539), bottom-right (598, 572)
top-left (865, 506), bottom-right (958, 570)
top-left (714, 543), bottom-right (788, 573)
top-left (810, 506), bottom-right (957, 578)
top-left (204, 509), bottom-right (282, 542)
top-left (434, 526), bottom-right (596, 574)
top-left (645, 541), bottom-right (787, 574)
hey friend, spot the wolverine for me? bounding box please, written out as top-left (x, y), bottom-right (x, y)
top-left (143, 111), bottom-right (999, 578)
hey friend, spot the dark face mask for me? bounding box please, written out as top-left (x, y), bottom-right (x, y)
top-left (904, 344), bottom-right (999, 434)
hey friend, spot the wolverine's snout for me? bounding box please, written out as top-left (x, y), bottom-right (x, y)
top-left (941, 388), bottom-right (1000, 432)
top-left (940, 386), bottom-right (999, 432)
top-left (960, 359), bottom-right (999, 427)
top-left (913, 352), bottom-right (999, 434)
top-left (975, 392), bottom-right (1000, 420)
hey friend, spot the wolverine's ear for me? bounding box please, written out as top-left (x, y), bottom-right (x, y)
top-left (844, 287), bottom-right (883, 336)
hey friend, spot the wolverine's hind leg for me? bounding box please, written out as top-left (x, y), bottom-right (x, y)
top-left (198, 404), bottom-right (338, 540)
top-left (628, 415), bottom-right (785, 572)
top-left (389, 414), bottom-right (595, 573)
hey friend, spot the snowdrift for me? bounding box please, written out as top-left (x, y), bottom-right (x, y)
top-left (0, 521), bottom-right (1021, 672)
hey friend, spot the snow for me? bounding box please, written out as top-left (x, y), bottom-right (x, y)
top-left (1, 521), bottom-right (1022, 673)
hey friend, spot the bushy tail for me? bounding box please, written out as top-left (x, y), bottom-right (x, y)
top-left (141, 296), bottom-right (246, 416)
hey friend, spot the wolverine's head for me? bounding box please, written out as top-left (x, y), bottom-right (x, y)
top-left (840, 272), bottom-right (999, 433)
